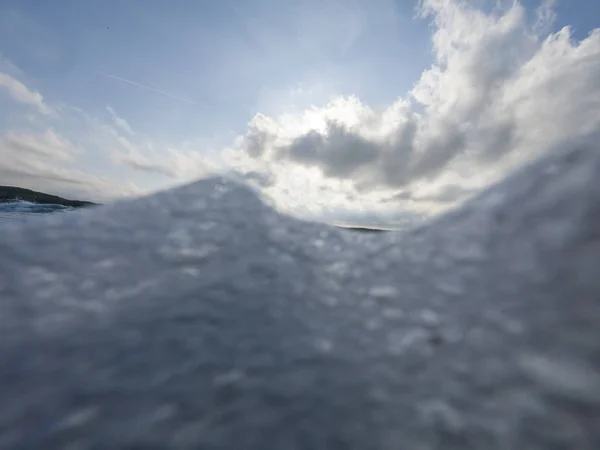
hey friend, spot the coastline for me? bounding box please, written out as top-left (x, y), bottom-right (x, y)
top-left (0, 186), bottom-right (98, 208)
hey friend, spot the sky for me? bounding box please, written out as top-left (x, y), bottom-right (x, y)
top-left (0, 0), bottom-right (598, 227)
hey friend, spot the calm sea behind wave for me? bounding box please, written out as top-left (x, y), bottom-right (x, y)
top-left (0, 201), bottom-right (74, 224)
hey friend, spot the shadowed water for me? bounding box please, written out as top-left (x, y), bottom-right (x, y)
top-left (0, 201), bottom-right (74, 224)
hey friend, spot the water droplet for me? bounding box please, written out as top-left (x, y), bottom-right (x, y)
top-left (452, 242), bottom-right (486, 262)
top-left (199, 221), bottom-right (216, 231)
top-left (435, 279), bottom-right (463, 296)
top-left (486, 311), bottom-right (524, 335)
top-left (211, 183), bottom-right (228, 199)
top-left (366, 318), bottom-right (383, 330)
top-left (382, 307), bottom-right (404, 319)
top-left (519, 354), bottom-right (600, 404)
top-left (213, 369), bottom-right (245, 386)
top-left (440, 327), bottom-right (463, 344)
top-left (80, 279), bottom-right (96, 291)
top-left (388, 328), bottom-right (428, 355)
top-left (27, 266), bottom-right (58, 282)
top-left (182, 267), bottom-right (201, 277)
top-left (325, 261), bottom-right (349, 275)
top-left (362, 298), bottom-right (378, 309)
top-left (58, 407), bottom-right (98, 430)
top-left (373, 260), bottom-right (389, 271)
top-left (418, 400), bottom-right (465, 433)
top-left (369, 285), bottom-right (399, 298)
top-left (321, 296), bottom-right (339, 307)
top-left (314, 337), bottom-right (333, 353)
top-left (151, 404), bottom-right (177, 422)
top-left (95, 259), bottom-right (117, 270)
top-left (418, 309), bottom-right (440, 326)
top-left (161, 243), bottom-right (219, 262)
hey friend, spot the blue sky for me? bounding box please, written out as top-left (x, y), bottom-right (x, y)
top-left (0, 0), bottom-right (598, 226)
top-left (0, 1), bottom-right (430, 137)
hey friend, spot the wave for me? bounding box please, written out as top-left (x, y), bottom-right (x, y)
top-left (0, 200), bottom-right (74, 214)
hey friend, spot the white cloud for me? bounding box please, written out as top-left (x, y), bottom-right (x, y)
top-left (111, 136), bottom-right (178, 178)
top-left (533, 0), bottom-right (558, 35)
top-left (0, 128), bottom-right (143, 202)
top-left (110, 134), bottom-right (226, 183)
top-left (219, 0), bottom-right (600, 216)
top-left (106, 105), bottom-right (134, 136)
top-left (1, 128), bottom-right (79, 161)
top-left (0, 72), bottom-right (52, 115)
top-left (0, 71), bottom-right (220, 203)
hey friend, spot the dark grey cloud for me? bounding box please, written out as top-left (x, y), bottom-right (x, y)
top-left (281, 121), bottom-right (380, 178)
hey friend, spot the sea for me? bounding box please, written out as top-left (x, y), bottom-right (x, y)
top-left (0, 201), bottom-right (74, 224)
top-left (0, 200), bottom-right (410, 231)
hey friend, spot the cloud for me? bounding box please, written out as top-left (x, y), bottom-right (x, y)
top-left (0, 71), bottom-right (218, 203)
top-left (0, 129), bottom-right (78, 161)
top-left (111, 136), bottom-right (177, 178)
top-left (110, 135), bottom-right (225, 183)
top-left (0, 128), bottom-right (143, 202)
top-left (223, 0), bottom-right (600, 215)
top-left (0, 72), bottom-right (52, 114)
top-left (106, 105), bottom-right (134, 136)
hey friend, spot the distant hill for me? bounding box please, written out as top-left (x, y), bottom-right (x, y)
top-left (0, 186), bottom-right (98, 208)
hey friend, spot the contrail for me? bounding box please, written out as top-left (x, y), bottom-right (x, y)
top-left (97, 72), bottom-right (204, 107)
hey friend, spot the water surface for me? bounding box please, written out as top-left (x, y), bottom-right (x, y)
top-left (0, 201), bottom-right (74, 224)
